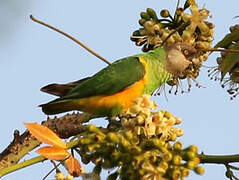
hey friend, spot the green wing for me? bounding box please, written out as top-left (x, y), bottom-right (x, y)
top-left (63, 56), bottom-right (146, 99)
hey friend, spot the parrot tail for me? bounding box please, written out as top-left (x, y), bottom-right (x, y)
top-left (39, 99), bottom-right (78, 115)
top-left (41, 77), bottom-right (91, 97)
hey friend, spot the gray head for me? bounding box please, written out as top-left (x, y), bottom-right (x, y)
top-left (164, 43), bottom-right (198, 76)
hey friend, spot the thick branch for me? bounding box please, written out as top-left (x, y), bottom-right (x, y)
top-left (0, 112), bottom-right (97, 169)
top-left (199, 153), bottom-right (239, 164)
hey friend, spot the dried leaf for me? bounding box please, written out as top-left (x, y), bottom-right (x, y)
top-left (37, 146), bottom-right (70, 160)
top-left (24, 123), bottom-right (66, 149)
top-left (66, 155), bottom-right (83, 177)
top-left (220, 42), bottom-right (239, 78)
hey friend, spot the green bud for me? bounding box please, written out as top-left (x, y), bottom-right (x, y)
top-left (176, 8), bottom-right (184, 16)
top-left (164, 142), bottom-right (172, 149)
top-left (159, 161), bottom-right (168, 170)
top-left (130, 146), bottom-right (141, 154)
top-left (163, 152), bottom-right (173, 162)
top-left (132, 30), bottom-right (140, 36)
top-left (194, 166), bottom-right (205, 175)
top-left (169, 133), bottom-right (177, 141)
top-left (173, 141), bottom-right (182, 150)
top-left (87, 125), bottom-right (100, 133)
top-left (95, 134), bottom-right (105, 143)
top-left (124, 131), bottom-right (133, 140)
top-left (139, 28), bottom-right (147, 36)
top-left (186, 160), bottom-right (196, 170)
top-left (140, 12), bottom-right (150, 20)
top-left (80, 137), bottom-right (94, 145)
top-left (106, 132), bottom-right (119, 143)
top-left (146, 8), bottom-right (158, 20)
top-left (152, 138), bottom-right (163, 148)
top-left (87, 144), bottom-right (100, 152)
top-left (181, 168), bottom-right (190, 177)
top-left (138, 19), bottom-right (146, 26)
top-left (188, 145), bottom-right (198, 153)
top-left (160, 9), bottom-right (170, 18)
top-left (149, 154), bottom-right (157, 163)
top-left (172, 169), bottom-right (181, 179)
top-left (119, 136), bottom-right (131, 149)
top-left (172, 155), bottom-right (182, 165)
top-left (193, 157), bottom-right (200, 166)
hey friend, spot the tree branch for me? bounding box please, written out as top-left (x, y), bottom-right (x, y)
top-left (199, 153), bottom-right (239, 164)
top-left (0, 112), bottom-right (97, 169)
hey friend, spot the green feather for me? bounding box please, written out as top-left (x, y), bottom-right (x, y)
top-left (138, 46), bottom-right (172, 94)
top-left (58, 56), bottom-right (146, 99)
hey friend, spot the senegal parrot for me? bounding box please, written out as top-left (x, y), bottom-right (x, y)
top-left (40, 43), bottom-right (197, 117)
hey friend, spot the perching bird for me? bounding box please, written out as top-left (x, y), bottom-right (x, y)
top-left (40, 43), bottom-right (197, 117)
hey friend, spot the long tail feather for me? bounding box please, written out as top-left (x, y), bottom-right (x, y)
top-left (41, 77), bottom-right (91, 97)
top-left (39, 99), bottom-right (78, 115)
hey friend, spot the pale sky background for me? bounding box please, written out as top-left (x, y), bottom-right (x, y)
top-left (1, 0), bottom-right (239, 179)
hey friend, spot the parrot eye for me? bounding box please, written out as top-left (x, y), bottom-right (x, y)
top-left (183, 49), bottom-right (189, 56)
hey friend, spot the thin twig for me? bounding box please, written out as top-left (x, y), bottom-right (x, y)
top-left (173, 0), bottom-right (181, 21)
top-left (199, 47), bottom-right (239, 54)
top-left (42, 161), bottom-right (61, 180)
top-left (30, 15), bottom-right (111, 65)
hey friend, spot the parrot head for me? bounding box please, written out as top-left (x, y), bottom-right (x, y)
top-left (165, 42), bottom-right (198, 76)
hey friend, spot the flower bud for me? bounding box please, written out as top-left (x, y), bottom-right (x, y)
top-left (194, 166), bottom-right (205, 175)
top-left (173, 155), bottom-right (182, 165)
top-left (172, 169), bottom-right (181, 179)
top-left (160, 9), bottom-right (170, 17)
top-left (173, 141), bottom-right (183, 150)
top-left (140, 12), bottom-right (150, 20)
top-left (146, 8), bottom-right (158, 20)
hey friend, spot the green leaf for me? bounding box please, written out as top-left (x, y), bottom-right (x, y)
top-left (220, 42), bottom-right (239, 78)
top-left (215, 29), bottom-right (239, 48)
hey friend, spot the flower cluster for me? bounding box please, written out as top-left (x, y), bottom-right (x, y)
top-left (131, 0), bottom-right (214, 93)
top-left (75, 95), bottom-right (204, 180)
top-left (121, 95), bottom-right (183, 141)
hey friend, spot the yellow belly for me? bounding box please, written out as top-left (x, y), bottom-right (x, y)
top-left (74, 77), bottom-right (146, 115)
